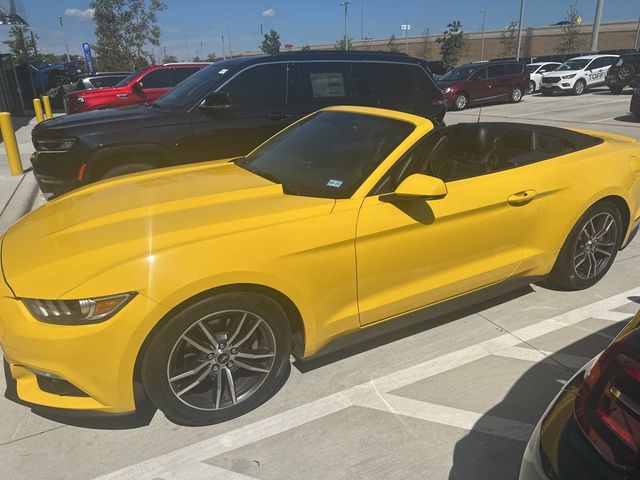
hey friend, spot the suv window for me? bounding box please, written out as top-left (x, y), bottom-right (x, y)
top-left (488, 64), bottom-right (507, 78)
top-left (540, 63), bottom-right (558, 73)
top-left (172, 67), bottom-right (201, 86)
top-left (470, 68), bottom-right (487, 80)
top-left (222, 64), bottom-right (287, 109)
top-left (140, 68), bottom-right (172, 89)
top-left (587, 58), bottom-right (605, 70)
top-left (604, 57), bottom-right (618, 67)
top-left (364, 63), bottom-right (438, 113)
top-left (505, 63), bottom-right (523, 75)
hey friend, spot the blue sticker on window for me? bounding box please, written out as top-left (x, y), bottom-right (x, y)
top-left (327, 179), bottom-right (343, 188)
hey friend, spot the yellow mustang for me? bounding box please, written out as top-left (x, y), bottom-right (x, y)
top-left (1, 106), bottom-right (639, 425)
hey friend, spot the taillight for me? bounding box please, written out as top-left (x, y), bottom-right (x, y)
top-left (574, 329), bottom-right (640, 472)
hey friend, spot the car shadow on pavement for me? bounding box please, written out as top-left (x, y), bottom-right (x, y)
top-left (447, 306), bottom-right (637, 479)
top-left (31, 402), bottom-right (158, 430)
top-left (295, 283), bottom-right (536, 373)
top-left (614, 114), bottom-right (638, 123)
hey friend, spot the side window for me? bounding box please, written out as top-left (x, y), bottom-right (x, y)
top-left (297, 62), bottom-right (353, 106)
top-left (470, 68), bottom-right (487, 80)
top-left (488, 64), bottom-right (507, 78)
top-left (222, 64), bottom-right (287, 109)
top-left (587, 58), bottom-right (603, 70)
top-left (139, 69), bottom-right (172, 89)
top-left (364, 63), bottom-right (439, 114)
top-left (172, 67), bottom-right (201, 86)
top-left (505, 63), bottom-right (523, 75)
top-left (540, 64), bottom-right (557, 73)
top-left (605, 57), bottom-right (618, 67)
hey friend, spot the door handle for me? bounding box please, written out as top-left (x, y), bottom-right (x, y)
top-left (266, 112), bottom-right (291, 121)
top-left (508, 190), bottom-right (537, 206)
top-left (116, 94), bottom-right (129, 99)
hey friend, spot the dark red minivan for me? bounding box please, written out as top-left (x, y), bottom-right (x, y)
top-left (64, 63), bottom-right (208, 114)
top-left (438, 61), bottom-right (530, 110)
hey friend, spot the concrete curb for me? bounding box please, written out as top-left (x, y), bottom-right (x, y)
top-left (0, 171), bottom-right (40, 235)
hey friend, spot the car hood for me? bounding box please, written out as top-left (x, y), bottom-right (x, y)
top-left (543, 70), bottom-right (579, 77)
top-left (33, 104), bottom-right (166, 137)
top-left (2, 161), bottom-right (335, 298)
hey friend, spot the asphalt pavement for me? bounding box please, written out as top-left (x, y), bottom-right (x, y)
top-left (0, 86), bottom-right (639, 480)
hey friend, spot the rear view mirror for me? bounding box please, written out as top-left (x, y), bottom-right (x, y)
top-left (199, 92), bottom-right (232, 113)
top-left (387, 174), bottom-right (447, 201)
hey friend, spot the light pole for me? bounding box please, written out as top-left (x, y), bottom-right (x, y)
top-left (479, 10), bottom-right (486, 60)
top-left (635, 16), bottom-right (640, 50)
top-left (401, 22), bottom-right (411, 54)
top-left (589, 0), bottom-right (604, 52)
top-left (59, 16), bottom-right (70, 62)
top-left (515, 0), bottom-right (525, 61)
top-left (340, 1), bottom-right (351, 51)
top-left (360, 0), bottom-right (364, 40)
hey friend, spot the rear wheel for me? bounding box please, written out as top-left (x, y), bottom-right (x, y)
top-left (573, 79), bottom-right (586, 95)
top-left (101, 162), bottom-right (155, 179)
top-left (453, 92), bottom-right (468, 111)
top-left (617, 65), bottom-right (635, 81)
top-left (510, 86), bottom-right (523, 103)
top-left (549, 201), bottom-right (623, 290)
top-left (141, 292), bottom-right (291, 425)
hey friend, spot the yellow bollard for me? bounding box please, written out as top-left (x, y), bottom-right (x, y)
top-left (42, 95), bottom-right (53, 119)
top-left (0, 112), bottom-right (24, 175)
top-left (32, 98), bottom-right (44, 123)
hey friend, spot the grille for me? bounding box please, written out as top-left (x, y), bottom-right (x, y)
top-left (543, 77), bottom-right (560, 83)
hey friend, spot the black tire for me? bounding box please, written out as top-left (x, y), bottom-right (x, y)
top-left (609, 86), bottom-right (624, 95)
top-left (453, 92), bottom-right (468, 111)
top-left (549, 201), bottom-right (623, 290)
top-left (141, 292), bottom-right (291, 426)
top-left (573, 79), bottom-right (586, 95)
top-left (617, 65), bottom-right (635, 81)
top-left (528, 80), bottom-right (536, 94)
top-left (510, 86), bottom-right (524, 103)
top-left (101, 163), bottom-right (155, 179)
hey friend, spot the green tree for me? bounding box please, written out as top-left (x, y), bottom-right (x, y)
top-left (162, 54), bottom-right (178, 63)
top-left (3, 26), bottom-right (37, 64)
top-left (436, 20), bottom-right (468, 67)
top-left (90, 0), bottom-right (166, 71)
top-left (335, 37), bottom-right (353, 50)
top-left (556, 2), bottom-right (584, 54)
top-left (500, 21), bottom-right (518, 57)
top-left (388, 34), bottom-right (399, 52)
top-left (205, 53), bottom-right (217, 62)
top-left (260, 29), bottom-right (281, 54)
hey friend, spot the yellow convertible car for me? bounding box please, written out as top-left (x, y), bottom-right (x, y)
top-left (1, 106), bottom-right (639, 425)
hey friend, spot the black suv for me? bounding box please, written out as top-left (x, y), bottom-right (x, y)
top-left (606, 52), bottom-right (640, 94)
top-left (31, 51), bottom-right (446, 198)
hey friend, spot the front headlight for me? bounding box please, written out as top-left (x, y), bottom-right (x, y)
top-left (22, 293), bottom-right (136, 325)
top-left (562, 74), bottom-right (577, 79)
top-left (34, 138), bottom-right (77, 152)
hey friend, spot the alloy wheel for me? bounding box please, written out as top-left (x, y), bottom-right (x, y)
top-left (455, 94), bottom-right (467, 110)
top-left (528, 80), bottom-right (536, 94)
top-left (575, 81), bottom-right (585, 95)
top-left (573, 212), bottom-right (618, 280)
top-left (167, 309), bottom-right (277, 411)
top-left (512, 88), bottom-right (523, 102)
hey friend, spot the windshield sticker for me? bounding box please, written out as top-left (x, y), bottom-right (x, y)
top-left (327, 179), bottom-right (343, 188)
top-left (218, 68), bottom-right (229, 74)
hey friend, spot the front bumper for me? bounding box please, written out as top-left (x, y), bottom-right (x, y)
top-left (0, 284), bottom-right (169, 414)
top-left (539, 82), bottom-right (573, 92)
top-left (30, 151), bottom-right (83, 199)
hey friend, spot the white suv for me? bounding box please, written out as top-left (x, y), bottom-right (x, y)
top-left (540, 55), bottom-right (619, 95)
top-left (526, 62), bottom-right (561, 93)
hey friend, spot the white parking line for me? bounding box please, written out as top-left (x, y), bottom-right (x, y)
top-left (591, 311), bottom-right (633, 322)
top-left (94, 286), bottom-right (640, 480)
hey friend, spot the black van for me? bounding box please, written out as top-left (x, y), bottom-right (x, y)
top-left (31, 51), bottom-right (446, 198)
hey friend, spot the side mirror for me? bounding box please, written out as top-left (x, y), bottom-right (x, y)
top-left (199, 92), bottom-right (232, 113)
top-left (389, 174), bottom-right (447, 200)
top-left (132, 81), bottom-right (144, 92)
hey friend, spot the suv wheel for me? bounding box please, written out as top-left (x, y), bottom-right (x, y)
top-left (618, 65), bottom-right (635, 81)
top-left (573, 79), bottom-right (586, 95)
top-left (453, 93), bottom-right (468, 111)
top-left (609, 86), bottom-right (624, 95)
top-left (510, 86), bottom-right (523, 103)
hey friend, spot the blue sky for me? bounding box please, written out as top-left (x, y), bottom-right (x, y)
top-left (1, 0), bottom-right (638, 60)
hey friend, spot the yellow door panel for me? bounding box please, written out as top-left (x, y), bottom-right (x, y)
top-left (356, 168), bottom-right (541, 326)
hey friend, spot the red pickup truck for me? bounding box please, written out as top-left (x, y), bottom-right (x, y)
top-left (64, 63), bottom-right (208, 114)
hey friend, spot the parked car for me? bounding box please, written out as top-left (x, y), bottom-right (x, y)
top-left (63, 63), bottom-right (208, 114)
top-left (606, 52), bottom-right (640, 94)
top-left (73, 72), bottom-right (130, 91)
top-left (6, 107), bottom-right (640, 425)
top-left (28, 59), bottom-right (85, 93)
top-left (519, 313), bottom-right (640, 480)
top-left (632, 88), bottom-right (640, 120)
top-left (540, 54), bottom-right (619, 95)
top-left (32, 51), bottom-right (446, 198)
top-left (437, 61), bottom-right (530, 110)
top-left (527, 62), bottom-right (562, 93)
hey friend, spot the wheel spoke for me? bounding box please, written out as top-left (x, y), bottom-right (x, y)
top-left (198, 321), bottom-right (219, 348)
top-left (598, 241), bottom-right (615, 247)
top-left (227, 312), bottom-right (247, 346)
top-left (176, 364), bottom-right (212, 397)
top-left (214, 368), bottom-right (222, 409)
top-left (223, 367), bottom-right (237, 404)
top-left (235, 352), bottom-right (275, 359)
top-left (182, 335), bottom-right (213, 354)
top-left (589, 251), bottom-right (598, 276)
top-left (234, 359), bottom-right (271, 373)
top-left (585, 251), bottom-right (594, 277)
top-left (594, 247), bottom-right (612, 257)
top-left (232, 317), bottom-right (263, 348)
top-left (170, 360), bottom-right (210, 382)
top-left (594, 217), bottom-right (614, 239)
top-left (575, 256), bottom-right (587, 269)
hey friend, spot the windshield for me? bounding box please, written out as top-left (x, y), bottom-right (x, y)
top-left (236, 111), bottom-right (414, 199)
top-left (115, 68), bottom-right (144, 87)
top-left (557, 59), bottom-right (590, 71)
top-left (154, 64), bottom-right (233, 111)
top-left (439, 66), bottom-right (473, 81)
